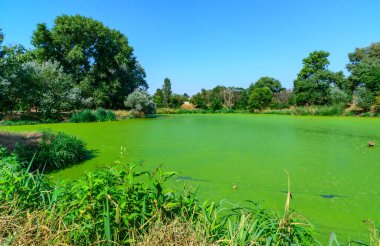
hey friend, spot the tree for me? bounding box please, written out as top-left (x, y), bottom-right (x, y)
top-left (329, 86), bottom-right (350, 105)
top-left (31, 15), bottom-right (147, 108)
top-left (347, 42), bottom-right (380, 94)
top-left (353, 87), bottom-right (374, 111)
top-left (271, 89), bottom-right (292, 109)
top-left (254, 77), bottom-right (283, 93)
top-left (293, 51), bottom-right (346, 106)
top-left (124, 89), bottom-right (156, 117)
top-left (162, 78), bottom-right (172, 107)
top-left (210, 98), bottom-right (223, 111)
top-left (191, 89), bottom-right (208, 109)
top-left (153, 89), bottom-right (164, 108)
top-left (34, 61), bottom-right (79, 116)
top-left (169, 93), bottom-right (189, 108)
top-left (0, 46), bottom-right (78, 116)
top-left (248, 87), bottom-right (273, 111)
top-left (0, 45), bottom-right (34, 113)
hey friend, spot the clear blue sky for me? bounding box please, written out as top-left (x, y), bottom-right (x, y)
top-left (1, 0), bottom-right (380, 95)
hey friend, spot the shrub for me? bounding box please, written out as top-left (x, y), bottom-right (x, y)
top-left (124, 88), bottom-right (156, 118)
top-left (292, 105), bottom-right (345, 116)
top-left (70, 108), bottom-right (116, 122)
top-left (94, 107), bottom-right (116, 121)
top-left (70, 109), bottom-right (96, 122)
top-left (14, 131), bottom-right (87, 171)
top-left (329, 86), bottom-right (351, 105)
top-left (353, 87), bottom-right (374, 111)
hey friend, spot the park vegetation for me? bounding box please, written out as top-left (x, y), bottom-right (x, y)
top-left (1, 16), bottom-right (380, 120)
top-left (153, 48), bottom-right (380, 116)
top-left (0, 15), bottom-right (148, 121)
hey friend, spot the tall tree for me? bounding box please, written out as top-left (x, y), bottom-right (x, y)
top-left (293, 51), bottom-right (345, 106)
top-left (248, 87), bottom-right (272, 111)
top-left (153, 88), bottom-right (164, 108)
top-left (0, 45), bottom-right (33, 113)
top-left (31, 15), bottom-right (147, 108)
top-left (347, 42), bottom-right (380, 94)
top-left (162, 78), bottom-right (172, 107)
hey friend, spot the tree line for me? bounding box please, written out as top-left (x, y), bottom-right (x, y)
top-left (154, 45), bottom-right (380, 112)
top-left (0, 15), bottom-right (147, 117)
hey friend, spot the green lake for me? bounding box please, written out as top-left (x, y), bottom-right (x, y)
top-left (2, 114), bottom-right (379, 242)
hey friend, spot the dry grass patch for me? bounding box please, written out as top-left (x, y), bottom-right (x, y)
top-left (135, 218), bottom-right (209, 246)
top-left (0, 132), bottom-right (42, 152)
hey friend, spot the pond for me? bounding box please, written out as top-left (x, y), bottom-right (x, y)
top-left (2, 114), bottom-right (380, 242)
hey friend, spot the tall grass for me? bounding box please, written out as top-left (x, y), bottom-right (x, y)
top-left (14, 131), bottom-right (87, 171)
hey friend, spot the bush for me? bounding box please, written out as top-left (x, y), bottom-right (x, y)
top-left (124, 88), bottom-right (156, 118)
top-left (329, 86), bottom-right (351, 105)
top-left (292, 105), bottom-right (345, 116)
top-left (353, 87), bottom-right (374, 111)
top-left (94, 108), bottom-right (116, 121)
top-left (70, 108), bottom-right (116, 123)
top-left (14, 131), bottom-right (87, 171)
top-left (70, 109), bottom-right (96, 122)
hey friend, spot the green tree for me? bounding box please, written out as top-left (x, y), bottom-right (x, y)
top-left (254, 77), bottom-right (283, 93)
top-left (329, 86), bottom-right (350, 105)
top-left (31, 15), bottom-right (147, 108)
top-left (347, 42), bottom-right (380, 94)
top-left (35, 61), bottom-right (79, 116)
top-left (210, 98), bottom-right (223, 111)
top-left (231, 87), bottom-right (248, 110)
top-left (0, 45), bottom-right (34, 113)
top-left (162, 78), bottom-right (172, 107)
top-left (169, 93), bottom-right (189, 108)
top-left (153, 88), bottom-right (164, 108)
top-left (124, 89), bottom-right (156, 117)
top-left (353, 87), bottom-right (374, 111)
top-left (191, 89), bottom-right (208, 109)
top-left (293, 51), bottom-right (346, 106)
top-left (248, 87), bottom-right (273, 111)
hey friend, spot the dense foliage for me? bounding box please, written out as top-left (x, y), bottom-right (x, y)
top-left (0, 15), bottom-right (147, 119)
top-left (70, 108), bottom-right (117, 123)
top-left (124, 88), bottom-right (157, 117)
top-left (14, 131), bottom-right (87, 171)
top-left (0, 151), bottom-right (320, 245)
top-left (32, 15), bottom-right (147, 108)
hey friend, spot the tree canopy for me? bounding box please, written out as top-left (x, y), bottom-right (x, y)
top-left (293, 51), bottom-right (346, 106)
top-left (31, 15), bottom-right (147, 108)
top-left (253, 77), bottom-right (283, 93)
top-left (347, 42), bottom-right (380, 94)
top-left (162, 78), bottom-right (172, 108)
